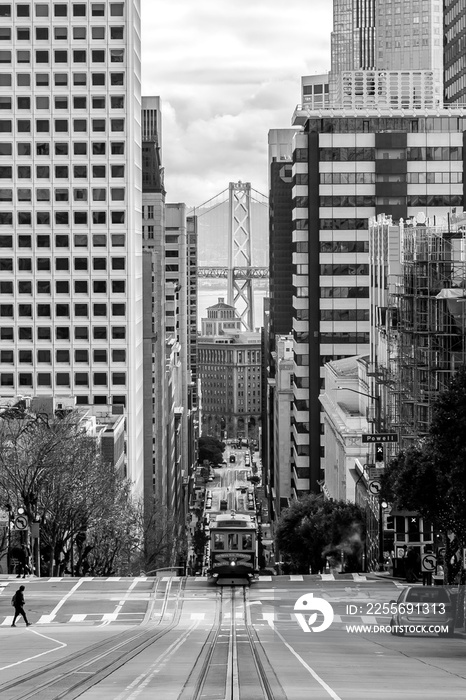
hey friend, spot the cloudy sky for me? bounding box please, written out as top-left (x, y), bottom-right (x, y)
top-left (141, 1), bottom-right (332, 208)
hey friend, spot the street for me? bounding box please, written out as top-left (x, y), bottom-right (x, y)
top-left (0, 575), bottom-right (465, 699)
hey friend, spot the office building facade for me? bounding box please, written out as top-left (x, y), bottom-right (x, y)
top-left (199, 301), bottom-right (262, 441)
top-left (0, 0), bottom-right (144, 492)
top-left (329, 0), bottom-right (444, 108)
top-left (289, 107), bottom-right (465, 494)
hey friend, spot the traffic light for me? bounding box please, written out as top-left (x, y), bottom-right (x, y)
top-left (375, 443), bottom-right (384, 462)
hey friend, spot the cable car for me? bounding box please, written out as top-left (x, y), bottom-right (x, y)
top-left (207, 510), bottom-right (258, 585)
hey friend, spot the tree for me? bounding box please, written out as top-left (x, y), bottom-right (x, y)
top-left (0, 409), bottom-right (141, 576)
top-left (275, 494), bottom-right (366, 574)
top-left (198, 436), bottom-right (225, 466)
top-left (140, 498), bottom-right (184, 574)
top-left (381, 367), bottom-right (466, 583)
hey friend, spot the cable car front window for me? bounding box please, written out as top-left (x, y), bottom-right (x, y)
top-left (214, 534), bottom-right (225, 550)
top-left (242, 534), bottom-right (252, 550)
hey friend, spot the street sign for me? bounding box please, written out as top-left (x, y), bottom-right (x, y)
top-left (362, 433), bottom-right (398, 443)
top-left (14, 514), bottom-right (28, 530)
top-left (396, 547), bottom-right (405, 559)
top-left (421, 553), bottom-right (437, 572)
top-left (368, 479), bottom-right (381, 495)
top-left (368, 467), bottom-right (384, 479)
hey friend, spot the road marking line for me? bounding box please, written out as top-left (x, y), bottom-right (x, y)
top-left (190, 613), bottom-right (205, 620)
top-left (114, 622), bottom-right (199, 699)
top-left (48, 578), bottom-right (85, 618)
top-left (265, 620), bottom-right (342, 700)
top-left (101, 613), bottom-right (118, 623)
top-left (161, 576), bottom-right (181, 581)
top-left (70, 614), bottom-right (87, 622)
top-left (2, 616), bottom-right (14, 626)
top-left (0, 629), bottom-right (67, 670)
top-left (258, 576), bottom-right (272, 581)
top-left (37, 614), bottom-right (55, 624)
top-left (97, 578), bottom-right (142, 627)
top-left (289, 575), bottom-right (303, 581)
top-left (321, 574), bottom-right (335, 581)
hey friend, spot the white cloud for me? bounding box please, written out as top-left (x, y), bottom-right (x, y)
top-left (141, 0), bottom-right (332, 207)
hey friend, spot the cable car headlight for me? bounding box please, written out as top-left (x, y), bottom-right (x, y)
top-left (230, 560), bottom-right (236, 567)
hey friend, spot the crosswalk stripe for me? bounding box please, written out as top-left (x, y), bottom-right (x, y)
top-left (2, 616), bottom-right (14, 626)
top-left (70, 614), bottom-right (87, 622)
top-left (320, 573), bottom-right (335, 581)
top-left (289, 575), bottom-right (303, 581)
top-left (161, 576), bottom-right (181, 582)
top-left (37, 614), bottom-right (55, 624)
top-left (258, 576), bottom-right (272, 581)
top-left (101, 613), bottom-right (118, 621)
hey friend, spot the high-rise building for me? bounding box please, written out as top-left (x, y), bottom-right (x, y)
top-left (329, 0), bottom-right (444, 108)
top-left (444, 0), bottom-right (466, 104)
top-left (141, 95), bottom-right (167, 516)
top-left (198, 300), bottom-right (262, 441)
top-left (0, 0), bottom-right (144, 493)
top-left (288, 107), bottom-right (465, 494)
top-left (330, 0), bottom-right (376, 75)
top-left (268, 130), bottom-right (295, 343)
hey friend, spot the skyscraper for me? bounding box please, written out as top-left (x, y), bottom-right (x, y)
top-left (329, 0), bottom-right (444, 108)
top-left (444, 0), bottom-right (466, 104)
top-left (0, 1), bottom-right (144, 493)
top-left (289, 106), bottom-right (465, 495)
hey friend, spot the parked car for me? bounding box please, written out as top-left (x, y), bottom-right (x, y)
top-left (390, 585), bottom-right (454, 637)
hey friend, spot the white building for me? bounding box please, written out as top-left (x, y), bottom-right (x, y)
top-left (0, 0), bottom-right (144, 493)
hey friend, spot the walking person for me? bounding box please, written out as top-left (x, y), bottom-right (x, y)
top-left (11, 585), bottom-right (32, 627)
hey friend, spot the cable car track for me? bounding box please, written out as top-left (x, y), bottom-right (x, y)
top-left (0, 578), bottom-right (186, 700)
top-left (179, 586), bottom-right (286, 700)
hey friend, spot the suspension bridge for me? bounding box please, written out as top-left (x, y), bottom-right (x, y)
top-left (190, 182), bottom-right (269, 331)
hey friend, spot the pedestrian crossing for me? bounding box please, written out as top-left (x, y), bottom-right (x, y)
top-left (193, 573), bottom-right (370, 583)
top-left (2, 611), bottom-right (145, 626)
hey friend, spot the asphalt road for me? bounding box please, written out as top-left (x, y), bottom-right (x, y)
top-left (1, 575), bottom-right (465, 699)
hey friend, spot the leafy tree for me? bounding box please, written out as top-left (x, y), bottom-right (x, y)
top-left (198, 435), bottom-right (225, 466)
top-left (381, 367), bottom-right (466, 583)
top-left (275, 494), bottom-right (365, 574)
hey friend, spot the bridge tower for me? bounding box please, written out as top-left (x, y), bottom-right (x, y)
top-left (227, 181), bottom-right (254, 331)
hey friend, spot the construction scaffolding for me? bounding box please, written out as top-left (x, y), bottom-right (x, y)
top-left (386, 217), bottom-right (466, 439)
